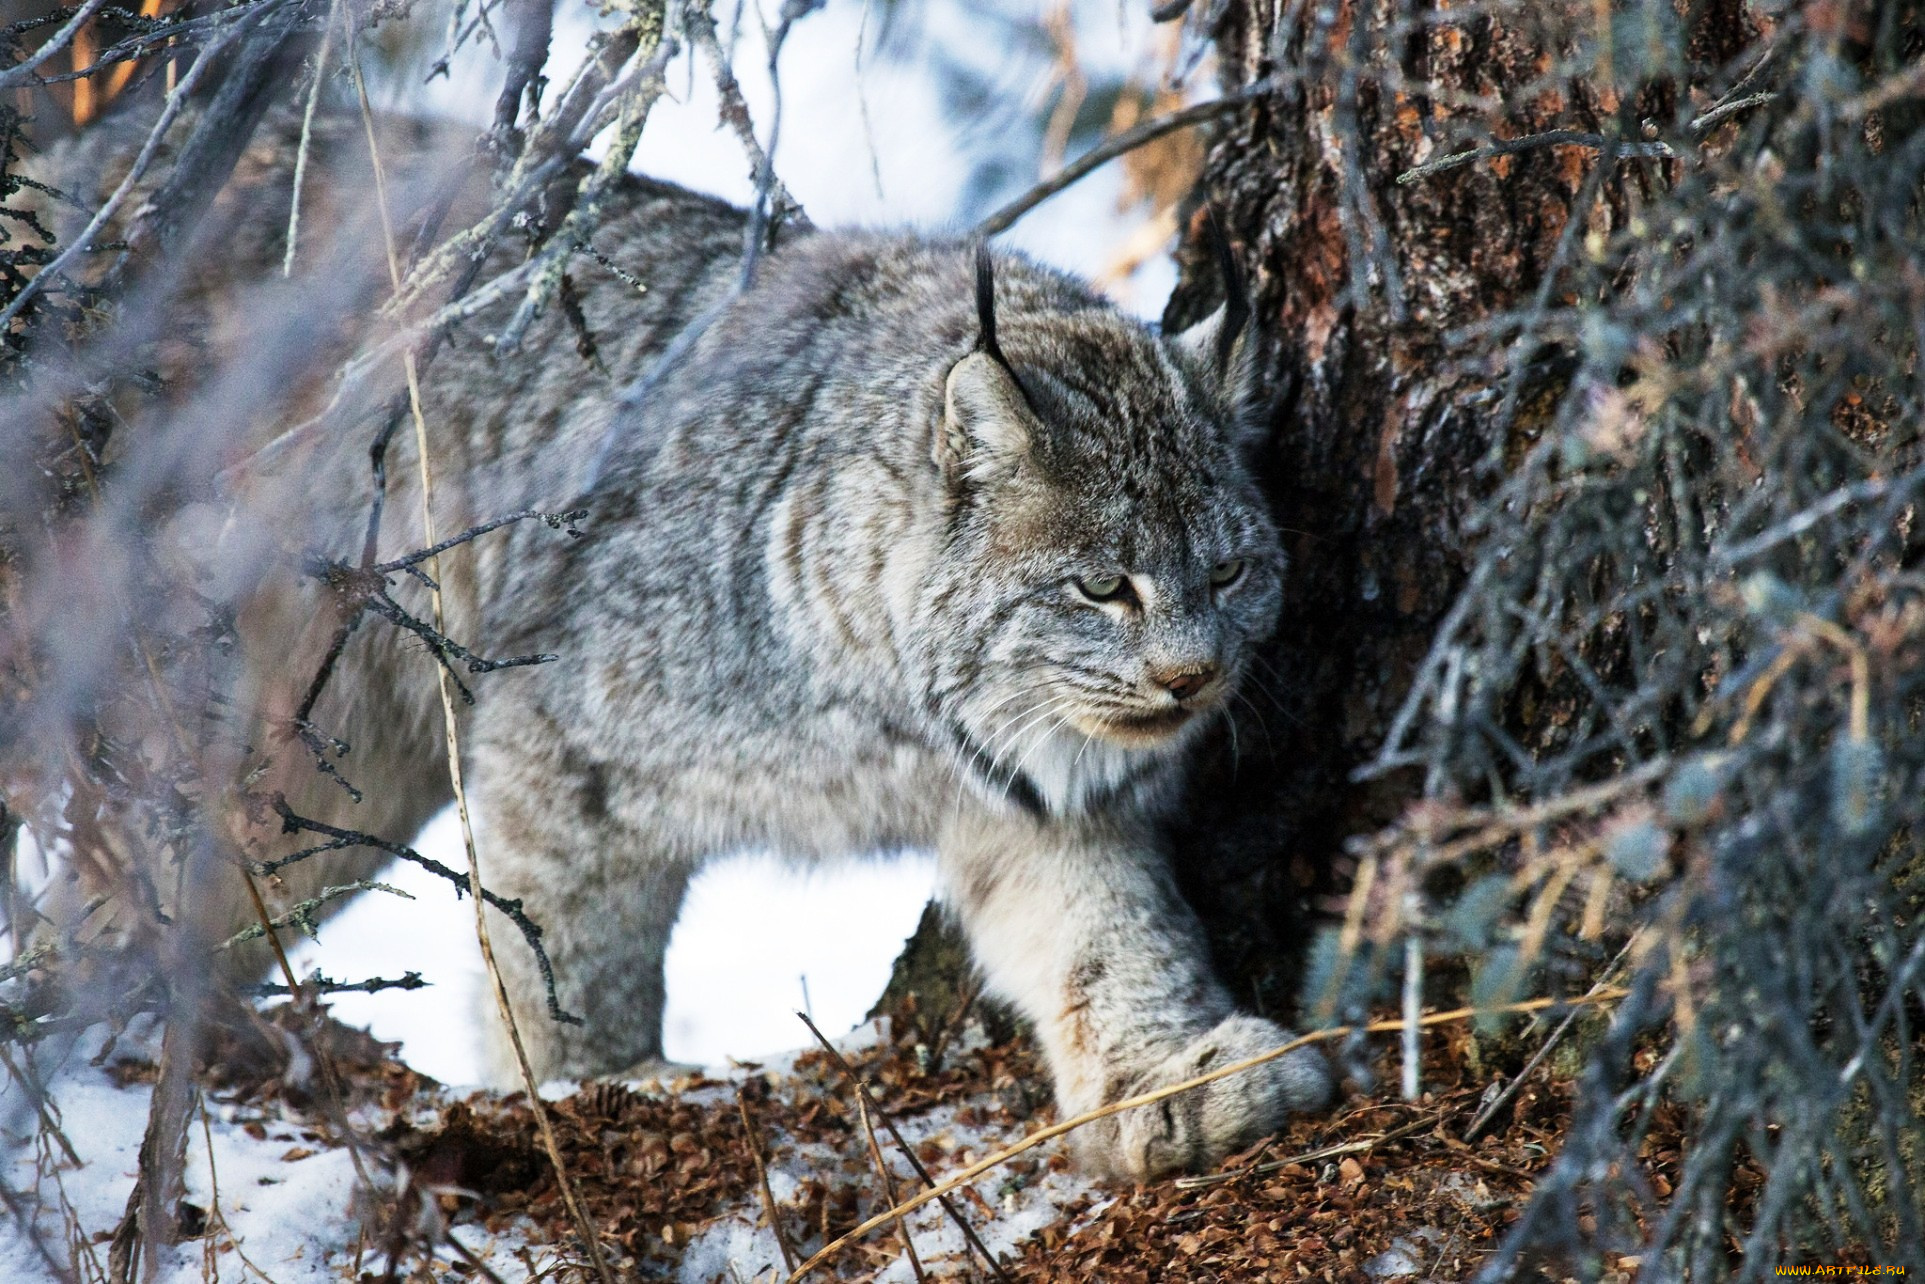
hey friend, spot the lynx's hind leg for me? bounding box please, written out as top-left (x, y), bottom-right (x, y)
top-left (939, 806), bottom-right (1332, 1181)
top-left (465, 729), bottom-right (694, 1087)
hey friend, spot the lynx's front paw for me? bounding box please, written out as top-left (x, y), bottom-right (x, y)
top-left (1074, 1014), bottom-right (1333, 1181)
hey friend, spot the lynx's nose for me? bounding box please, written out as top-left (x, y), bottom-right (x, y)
top-left (1155, 664), bottom-right (1219, 702)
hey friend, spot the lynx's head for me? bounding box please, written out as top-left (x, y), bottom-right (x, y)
top-left (924, 244), bottom-right (1280, 817)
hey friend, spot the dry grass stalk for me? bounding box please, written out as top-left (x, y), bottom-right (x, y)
top-left (345, 31), bottom-right (615, 1284)
top-left (789, 986), bottom-right (1629, 1281)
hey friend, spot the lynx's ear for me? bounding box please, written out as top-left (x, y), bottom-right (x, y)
top-left (1172, 213), bottom-right (1264, 437)
top-left (941, 352), bottom-right (1036, 482)
top-left (936, 247), bottom-right (1039, 483)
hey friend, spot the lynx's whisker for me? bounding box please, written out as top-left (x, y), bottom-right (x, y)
top-left (940, 690), bottom-right (1077, 825)
top-left (976, 694), bottom-right (1083, 804)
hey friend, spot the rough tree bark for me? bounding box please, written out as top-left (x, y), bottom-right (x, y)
top-left (1153, 0), bottom-right (1760, 1006)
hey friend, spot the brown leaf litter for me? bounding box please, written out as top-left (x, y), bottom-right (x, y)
top-left (193, 1001), bottom-right (1757, 1282)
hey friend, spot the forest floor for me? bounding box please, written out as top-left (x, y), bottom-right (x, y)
top-left (2, 996), bottom-right (1693, 1283)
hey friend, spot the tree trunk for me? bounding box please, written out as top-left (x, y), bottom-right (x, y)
top-left (1159, 0), bottom-right (1757, 1007)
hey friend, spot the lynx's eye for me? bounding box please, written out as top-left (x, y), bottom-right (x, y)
top-left (1210, 559), bottom-right (1246, 589)
top-left (1073, 573), bottom-right (1132, 604)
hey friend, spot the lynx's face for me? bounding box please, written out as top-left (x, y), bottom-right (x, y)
top-left (926, 302), bottom-right (1278, 814)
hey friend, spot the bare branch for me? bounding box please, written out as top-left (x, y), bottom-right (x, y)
top-left (0, 0), bottom-right (112, 91)
top-left (1395, 129), bottom-right (1672, 186)
top-left (975, 78), bottom-right (1277, 237)
top-left (264, 800), bottom-right (581, 1025)
top-left (252, 970), bottom-right (428, 997)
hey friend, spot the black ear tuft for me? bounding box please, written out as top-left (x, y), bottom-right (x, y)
top-left (1204, 207), bottom-right (1249, 374)
top-left (974, 243), bottom-right (1032, 404)
top-left (974, 243), bottom-right (1007, 368)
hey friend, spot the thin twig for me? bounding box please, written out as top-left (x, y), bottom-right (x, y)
top-left (1688, 90), bottom-right (1776, 134)
top-left (372, 508), bottom-right (585, 573)
top-left (0, 1171), bottom-right (80, 1284)
top-left (1693, 36), bottom-right (1781, 128)
top-left (571, 236), bottom-right (647, 294)
top-left (786, 988), bottom-right (1629, 1282)
top-left (283, 0), bottom-right (342, 277)
top-left (251, 971), bottom-right (428, 997)
top-left (737, 1091), bottom-right (800, 1275)
top-left (1395, 130), bottom-right (1671, 186)
top-left (1462, 941), bottom-right (1635, 1142)
top-left (796, 1012), bottom-right (1012, 1284)
top-left (198, 1095), bottom-right (289, 1284)
top-left (975, 78), bottom-right (1277, 237)
top-left (237, 868), bottom-right (377, 1195)
top-left (1712, 475), bottom-right (1902, 569)
top-left (857, 1095), bottom-right (926, 1284)
top-left (0, 1042), bottom-right (82, 1166)
top-left (851, 0), bottom-right (884, 200)
top-left (215, 879), bottom-right (412, 951)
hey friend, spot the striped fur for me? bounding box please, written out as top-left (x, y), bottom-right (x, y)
top-left (33, 108), bottom-right (1332, 1180)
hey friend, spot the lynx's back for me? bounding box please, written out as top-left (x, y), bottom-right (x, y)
top-left (18, 103), bottom-right (759, 935)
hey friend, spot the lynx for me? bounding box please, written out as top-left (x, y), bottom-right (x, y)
top-left (26, 105), bottom-right (1331, 1180)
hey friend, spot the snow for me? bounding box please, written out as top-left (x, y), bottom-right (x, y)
top-left (2, 1027), bottom-right (367, 1282)
top-left (661, 853), bottom-right (939, 1067)
top-left (279, 813), bottom-right (937, 1083)
top-left (1363, 1229), bottom-right (1447, 1280)
top-left (672, 1093), bottom-right (1099, 1284)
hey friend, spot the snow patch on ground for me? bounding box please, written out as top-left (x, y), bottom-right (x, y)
top-left (3, 1029), bottom-right (367, 1282)
top-left (669, 1022), bottom-right (1100, 1284)
top-left (674, 1111), bottom-right (1091, 1284)
top-left (3, 1020), bottom-right (1095, 1282)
